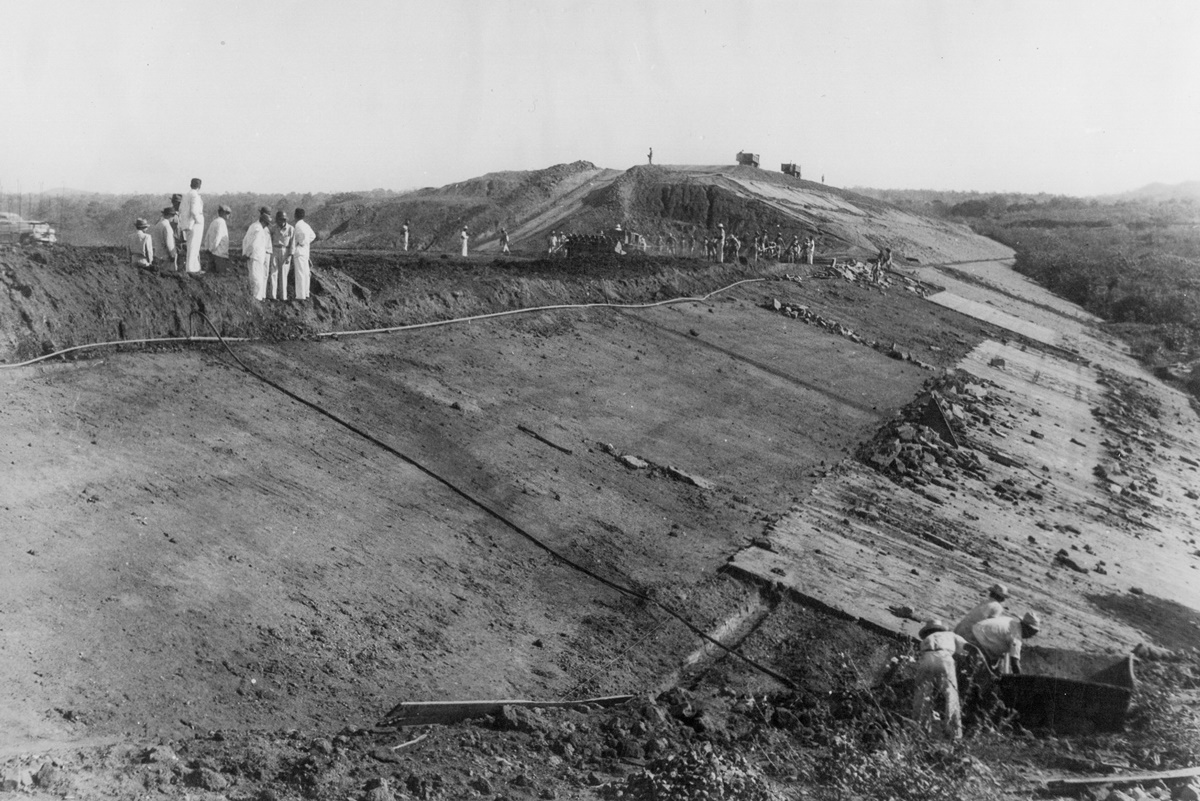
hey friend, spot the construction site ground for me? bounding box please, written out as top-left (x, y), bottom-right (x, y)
top-left (1, 243), bottom-right (1199, 800)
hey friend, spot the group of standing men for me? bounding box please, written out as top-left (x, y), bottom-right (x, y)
top-left (910, 583), bottom-right (1041, 741)
top-left (126, 178), bottom-right (317, 302)
top-left (241, 207), bottom-right (317, 302)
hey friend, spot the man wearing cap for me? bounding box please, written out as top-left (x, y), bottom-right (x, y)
top-left (127, 218), bottom-right (154, 270)
top-left (955, 583), bottom-right (1009, 645)
top-left (461, 226), bottom-right (469, 257)
top-left (178, 178), bottom-right (205, 274)
top-left (291, 208), bottom-right (317, 301)
top-left (972, 611), bottom-right (1040, 675)
top-left (269, 211), bottom-right (295, 301)
top-left (242, 207), bottom-right (272, 301)
top-left (912, 619), bottom-right (970, 740)
top-left (152, 207), bottom-right (178, 272)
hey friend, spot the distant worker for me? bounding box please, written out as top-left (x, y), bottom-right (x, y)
top-left (127, 218), bottom-right (154, 270)
top-left (499, 226), bottom-right (510, 254)
top-left (202, 204), bottom-right (232, 274)
top-left (269, 211), bottom-right (295, 300)
top-left (972, 611), bottom-right (1040, 675)
top-left (242, 207), bottom-right (272, 301)
top-left (292, 208), bottom-right (317, 301)
top-left (787, 235), bottom-right (800, 263)
top-left (727, 232), bottom-right (741, 262)
top-left (647, 147), bottom-right (653, 165)
top-left (912, 619), bottom-right (969, 741)
top-left (178, 178), bottom-right (205, 274)
top-left (461, 226), bottom-right (469, 257)
top-left (169, 193), bottom-right (184, 248)
top-left (954, 583), bottom-right (1008, 644)
top-left (402, 219), bottom-right (410, 252)
top-left (152, 206), bottom-right (178, 272)
top-left (717, 223), bottom-right (726, 263)
top-left (804, 235), bottom-right (815, 265)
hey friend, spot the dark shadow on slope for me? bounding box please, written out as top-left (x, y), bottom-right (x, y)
top-left (1087, 591), bottom-right (1200, 652)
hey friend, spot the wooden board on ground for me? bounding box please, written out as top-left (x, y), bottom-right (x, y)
top-left (381, 695), bottom-right (635, 727)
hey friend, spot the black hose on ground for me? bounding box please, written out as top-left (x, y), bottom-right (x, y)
top-left (190, 309), bottom-right (798, 694)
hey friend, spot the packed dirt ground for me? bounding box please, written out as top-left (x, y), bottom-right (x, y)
top-left (1, 240), bottom-right (1198, 800)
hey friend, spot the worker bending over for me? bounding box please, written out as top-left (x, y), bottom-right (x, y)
top-left (972, 611), bottom-right (1040, 675)
top-left (912, 618), bottom-right (970, 740)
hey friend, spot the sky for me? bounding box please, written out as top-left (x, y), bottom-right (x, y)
top-left (1, 0), bottom-right (1198, 197)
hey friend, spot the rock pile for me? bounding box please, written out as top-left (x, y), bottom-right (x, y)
top-left (818, 260), bottom-right (934, 295)
top-left (762, 297), bottom-right (936, 370)
top-left (857, 373), bottom-right (1011, 498)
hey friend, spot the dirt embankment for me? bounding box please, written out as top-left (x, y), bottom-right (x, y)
top-left (0, 246), bottom-right (782, 364)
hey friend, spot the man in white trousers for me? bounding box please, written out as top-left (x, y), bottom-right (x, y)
top-left (460, 226), bottom-right (469, 257)
top-left (178, 178), bottom-right (205, 273)
top-left (292, 208), bottom-right (317, 301)
top-left (268, 211), bottom-right (295, 300)
top-left (242, 207), bottom-right (271, 301)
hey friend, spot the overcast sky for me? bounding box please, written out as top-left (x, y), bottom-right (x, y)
top-left (1, 0), bottom-right (1197, 197)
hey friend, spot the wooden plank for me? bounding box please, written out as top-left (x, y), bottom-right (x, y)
top-left (380, 695), bottom-right (634, 727)
top-left (1046, 764), bottom-right (1200, 791)
top-left (517, 423), bottom-right (574, 455)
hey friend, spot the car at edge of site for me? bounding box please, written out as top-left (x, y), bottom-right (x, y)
top-left (0, 212), bottom-right (58, 245)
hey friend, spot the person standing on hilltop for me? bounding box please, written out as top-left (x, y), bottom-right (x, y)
top-left (152, 206), bottom-right (178, 272)
top-left (127, 218), bottom-right (154, 270)
top-left (461, 226), bottom-right (470, 257)
top-left (647, 147), bottom-right (653, 165)
top-left (269, 211), bottom-right (295, 301)
top-left (178, 178), bottom-right (205, 274)
top-left (292, 208), bottom-right (317, 301)
top-left (242, 207), bottom-right (271, 301)
top-left (202, 204), bottom-right (232, 274)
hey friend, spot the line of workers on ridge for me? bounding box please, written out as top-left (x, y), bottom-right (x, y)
top-left (125, 178), bottom-right (318, 302)
top-left (911, 583), bottom-right (1041, 741)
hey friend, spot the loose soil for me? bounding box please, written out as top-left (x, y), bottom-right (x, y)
top-left (1, 243), bottom-right (1196, 800)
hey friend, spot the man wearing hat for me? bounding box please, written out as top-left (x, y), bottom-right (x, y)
top-left (972, 611), bottom-right (1040, 675)
top-left (127, 218), bottom-right (154, 270)
top-left (912, 619), bottom-right (970, 740)
top-left (954, 583), bottom-right (1009, 645)
top-left (152, 206), bottom-right (179, 272)
top-left (460, 226), bottom-right (469, 257)
top-left (242, 207), bottom-right (272, 301)
top-left (269, 211), bottom-right (295, 300)
top-left (202, 205), bottom-right (232, 275)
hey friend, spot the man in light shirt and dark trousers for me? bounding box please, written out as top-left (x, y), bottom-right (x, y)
top-left (269, 211), bottom-right (295, 301)
top-left (202, 205), bottom-right (232, 274)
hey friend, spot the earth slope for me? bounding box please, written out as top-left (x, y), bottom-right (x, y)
top-left (319, 162), bottom-right (1012, 264)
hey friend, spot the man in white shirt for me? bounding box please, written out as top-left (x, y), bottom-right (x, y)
top-left (152, 207), bottom-right (178, 272)
top-left (269, 211), bottom-right (295, 301)
top-left (955, 583), bottom-right (1008, 644)
top-left (912, 619), bottom-right (970, 740)
top-left (972, 611), bottom-right (1040, 675)
top-left (241, 207), bottom-right (272, 301)
top-left (127, 218), bottom-right (154, 270)
top-left (461, 226), bottom-right (469, 257)
top-left (402, 220), bottom-right (410, 252)
top-left (291, 208), bottom-right (317, 301)
top-left (178, 178), bottom-right (205, 274)
top-left (202, 205), bottom-right (231, 274)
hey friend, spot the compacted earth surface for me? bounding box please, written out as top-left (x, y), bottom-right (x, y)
top-left (1, 241), bottom-right (1198, 801)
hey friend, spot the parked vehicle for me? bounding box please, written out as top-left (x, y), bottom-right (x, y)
top-left (0, 212), bottom-right (57, 244)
